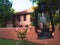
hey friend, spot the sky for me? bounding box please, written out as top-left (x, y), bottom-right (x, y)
top-left (11, 0), bottom-right (32, 12)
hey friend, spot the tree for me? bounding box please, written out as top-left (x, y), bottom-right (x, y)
top-left (0, 0), bottom-right (14, 27)
top-left (30, 0), bottom-right (58, 10)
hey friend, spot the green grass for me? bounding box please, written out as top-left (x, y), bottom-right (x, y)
top-left (0, 38), bottom-right (45, 45)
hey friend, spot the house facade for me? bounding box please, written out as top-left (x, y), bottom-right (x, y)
top-left (6, 7), bottom-right (34, 27)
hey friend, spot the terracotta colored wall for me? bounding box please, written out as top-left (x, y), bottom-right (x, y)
top-left (18, 15), bottom-right (31, 27)
top-left (0, 28), bottom-right (17, 39)
top-left (14, 7), bottom-right (33, 27)
top-left (0, 27), bottom-right (35, 40)
top-left (0, 27), bottom-right (60, 45)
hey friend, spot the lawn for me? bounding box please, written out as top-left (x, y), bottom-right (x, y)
top-left (0, 38), bottom-right (45, 45)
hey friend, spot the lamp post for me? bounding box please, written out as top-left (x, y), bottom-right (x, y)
top-left (34, 2), bottom-right (55, 39)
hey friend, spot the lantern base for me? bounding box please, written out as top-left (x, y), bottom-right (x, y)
top-left (37, 32), bottom-right (54, 39)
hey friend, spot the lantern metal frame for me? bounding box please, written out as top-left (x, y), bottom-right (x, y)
top-left (34, 2), bottom-right (55, 39)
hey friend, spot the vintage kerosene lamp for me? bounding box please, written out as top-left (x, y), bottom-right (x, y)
top-left (34, 2), bottom-right (55, 39)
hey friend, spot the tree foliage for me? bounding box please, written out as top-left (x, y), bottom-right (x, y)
top-left (54, 13), bottom-right (60, 25)
top-left (0, 0), bottom-right (14, 27)
top-left (30, 0), bottom-right (58, 10)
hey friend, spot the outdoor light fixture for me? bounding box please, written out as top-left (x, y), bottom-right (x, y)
top-left (34, 2), bottom-right (55, 39)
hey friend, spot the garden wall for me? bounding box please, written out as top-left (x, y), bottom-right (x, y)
top-left (0, 27), bottom-right (60, 45)
top-left (0, 27), bottom-right (36, 40)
